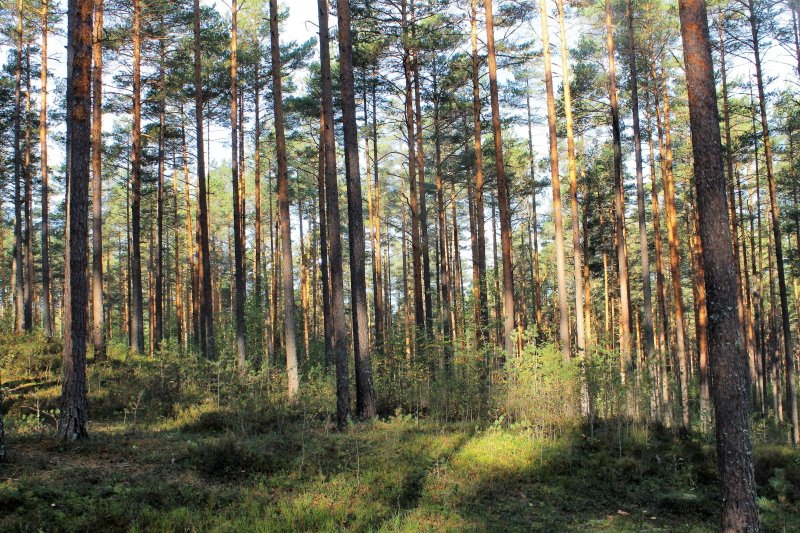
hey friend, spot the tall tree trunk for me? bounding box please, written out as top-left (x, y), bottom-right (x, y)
top-left (747, 0), bottom-right (798, 443)
top-left (154, 27), bottom-right (165, 354)
top-left (605, 0), bottom-right (632, 385)
top-left (678, 0), bottom-right (761, 526)
top-left (653, 62), bottom-right (690, 430)
top-left (41, 0), bottom-right (52, 336)
top-left (316, 109), bottom-right (333, 367)
top-left (541, 0), bottom-right (570, 358)
top-left (130, 0), bottom-right (144, 354)
top-left (91, 0), bottom-right (104, 356)
top-left (371, 77), bottom-right (385, 352)
top-left (471, 0), bottom-right (489, 345)
top-left (24, 46), bottom-right (33, 334)
top-left (59, 0), bottom-right (93, 441)
top-left (338, 0), bottom-right (376, 419)
top-left (13, 0), bottom-right (24, 333)
top-left (624, 0), bottom-right (654, 364)
top-left (231, 0), bottom-right (246, 368)
top-left (411, 4), bottom-right (433, 334)
top-left (433, 72), bottom-right (453, 372)
top-left (193, 0), bottom-right (215, 359)
top-left (485, 0), bottom-right (515, 357)
top-left (271, 0), bottom-right (299, 397)
top-left (402, 0), bottom-right (424, 336)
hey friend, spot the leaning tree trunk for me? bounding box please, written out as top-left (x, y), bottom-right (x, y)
top-left (59, 0), bottom-right (94, 441)
top-left (678, 0), bottom-right (761, 528)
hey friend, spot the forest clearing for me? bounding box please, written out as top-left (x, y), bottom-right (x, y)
top-left (1, 0), bottom-right (799, 529)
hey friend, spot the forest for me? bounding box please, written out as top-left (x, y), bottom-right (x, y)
top-left (1, 0), bottom-right (799, 529)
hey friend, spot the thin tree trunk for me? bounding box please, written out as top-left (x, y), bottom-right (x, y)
top-left (13, 0), bottom-right (23, 333)
top-left (271, 0), bottom-right (299, 397)
top-left (154, 28), bottom-right (165, 354)
top-left (485, 0), bottom-right (515, 357)
top-left (541, 0), bottom-right (570, 358)
top-left (678, 0), bottom-right (761, 526)
top-left (338, 0), bottom-right (376, 419)
top-left (316, 108), bottom-right (333, 367)
top-left (748, 0), bottom-right (798, 443)
top-left (130, 0), bottom-right (144, 354)
top-left (24, 46), bottom-right (33, 334)
top-left (193, 0), bottom-right (215, 359)
top-left (41, 0), bottom-right (52, 336)
top-left (471, 0), bottom-right (489, 345)
top-left (91, 0), bottom-right (104, 356)
top-left (230, 0), bottom-right (246, 368)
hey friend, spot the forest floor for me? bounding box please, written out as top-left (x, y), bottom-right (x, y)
top-left (2, 334), bottom-right (800, 532)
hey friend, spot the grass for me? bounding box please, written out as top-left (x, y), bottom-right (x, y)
top-left (1, 333), bottom-right (800, 532)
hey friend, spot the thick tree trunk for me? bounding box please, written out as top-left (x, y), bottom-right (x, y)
top-left (270, 0), bottom-right (299, 398)
top-left (92, 0), bottom-right (104, 357)
top-left (59, 0), bottom-right (93, 441)
top-left (485, 0), bottom-right (515, 357)
top-left (541, 0), bottom-right (570, 358)
top-left (338, 0), bottom-right (376, 419)
top-left (678, 0), bottom-right (761, 527)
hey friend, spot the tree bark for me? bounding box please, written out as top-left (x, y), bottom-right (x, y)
top-left (91, 0), bottom-right (104, 357)
top-left (130, 0), bottom-right (144, 354)
top-left (485, 0), bottom-right (515, 357)
top-left (59, 0), bottom-right (93, 441)
top-left (231, 0), bottom-right (246, 368)
top-left (338, 0), bottom-right (376, 419)
top-left (678, 0), bottom-right (761, 527)
top-left (41, 0), bottom-right (52, 337)
top-left (541, 0), bottom-right (570, 358)
top-left (270, 0), bottom-right (299, 398)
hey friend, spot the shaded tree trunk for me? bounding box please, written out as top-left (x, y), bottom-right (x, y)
top-left (231, 0), bottom-right (246, 368)
top-left (41, 0), bottom-right (52, 337)
top-left (130, 0), bottom-right (144, 354)
top-left (92, 0), bottom-right (104, 357)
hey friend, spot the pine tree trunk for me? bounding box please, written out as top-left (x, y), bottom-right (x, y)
top-left (41, 0), bottom-right (52, 337)
top-left (541, 0), bottom-right (570, 358)
top-left (271, 0), bottom-right (299, 397)
top-left (193, 0), bottom-right (215, 359)
top-left (230, 0), bottom-right (246, 368)
top-left (605, 0), bottom-right (632, 383)
top-left (13, 0), bottom-right (24, 334)
top-left (471, 0), bottom-right (489, 345)
top-left (154, 28), bottom-right (165, 354)
top-left (485, 0), bottom-right (515, 357)
top-left (91, 0), bottom-right (104, 356)
top-left (130, 0), bottom-right (144, 354)
top-left (338, 0), bottom-right (376, 419)
top-left (748, 0), bottom-right (798, 443)
top-left (59, 0), bottom-right (93, 441)
top-left (24, 46), bottom-right (33, 334)
top-left (678, 0), bottom-right (761, 526)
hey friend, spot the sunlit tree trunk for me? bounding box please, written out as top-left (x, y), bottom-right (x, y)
top-left (130, 0), bottom-right (144, 354)
top-left (91, 0), bottom-right (104, 355)
top-left (41, 0), bottom-right (52, 336)
top-left (59, 0), bottom-right (94, 441)
top-left (747, 0), bottom-right (798, 443)
top-left (540, 0), bottom-right (570, 358)
top-left (485, 0), bottom-right (515, 357)
top-left (193, 0), bottom-right (215, 359)
top-left (604, 0), bottom-right (632, 383)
